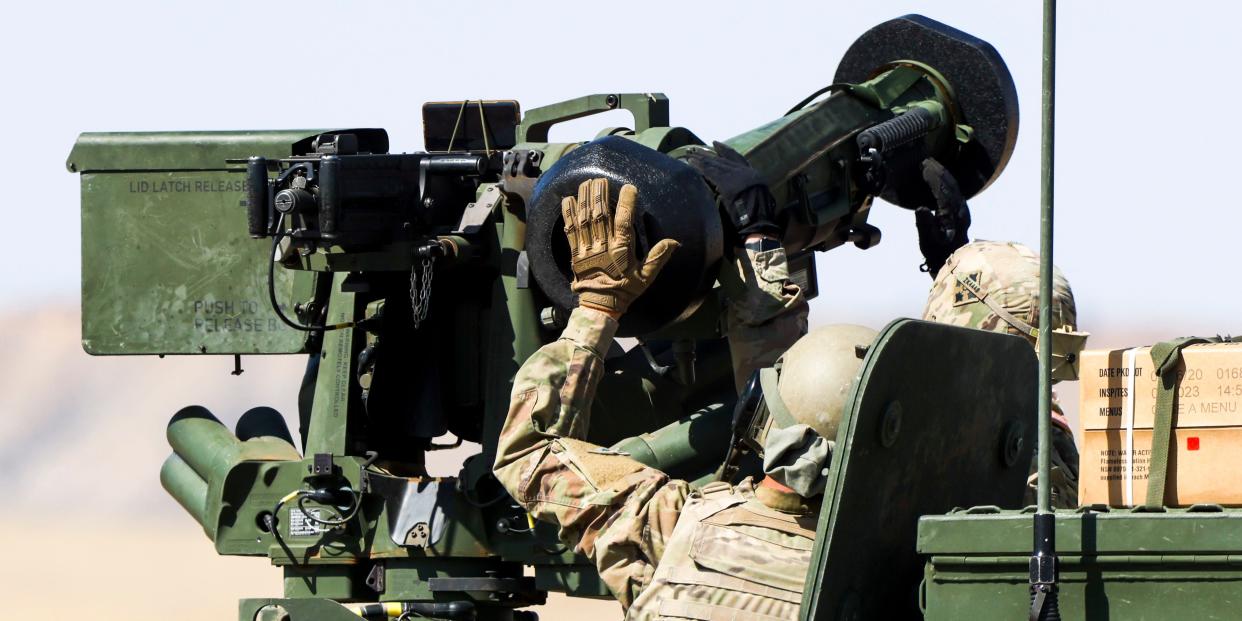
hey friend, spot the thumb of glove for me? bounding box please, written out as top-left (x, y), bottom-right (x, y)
top-left (711, 141), bottom-right (750, 165)
top-left (638, 239), bottom-right (680, 283)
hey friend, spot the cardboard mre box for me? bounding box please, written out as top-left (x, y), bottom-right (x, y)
top-left (1078, 343), bottom-right (1242, 506)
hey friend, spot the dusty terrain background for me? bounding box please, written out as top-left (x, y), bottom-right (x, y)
top-left (0, 306), bottom-right (619, 620)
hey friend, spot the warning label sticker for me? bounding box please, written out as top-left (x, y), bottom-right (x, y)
top-left (287, 508), bottom-right (329, 537)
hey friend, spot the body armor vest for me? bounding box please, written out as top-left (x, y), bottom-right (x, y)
top-left (626, 481), bottom-right (818, 621)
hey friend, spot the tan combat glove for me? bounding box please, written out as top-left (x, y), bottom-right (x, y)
top-left (561, 178), bottom-right (679, 315)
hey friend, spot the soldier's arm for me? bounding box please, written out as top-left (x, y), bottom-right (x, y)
top-left (685, 143), bottom-right (809, 391)
top-left (723, 237), bottom-right (810, 392)
top-left (493, 306), bottom-right (690, 608)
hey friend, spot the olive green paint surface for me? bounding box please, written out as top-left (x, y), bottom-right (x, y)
top-left (71, 131), bottom-right (326, 355)
top-left (75, 75), bottom-right (1004, 618)
top-left (920, 509), bottom-right (1242, 620)
top-left (799, 319), bottom-right (1036, 621)
top-left (304, 275), bottom-right (354, 456)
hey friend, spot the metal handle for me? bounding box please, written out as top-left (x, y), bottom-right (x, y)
top-left (517, 93), bottom-right (669, 142)
top-left (856, 106), bottom-right (937, 154)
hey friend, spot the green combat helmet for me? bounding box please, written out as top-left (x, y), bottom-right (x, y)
top-left (922, 240), bottom-right (1088, 381)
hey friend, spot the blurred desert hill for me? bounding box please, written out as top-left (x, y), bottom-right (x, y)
top-left (2, 305), bottom-right (309, 518)
top-left (0, 304), bottom-right (618, 620)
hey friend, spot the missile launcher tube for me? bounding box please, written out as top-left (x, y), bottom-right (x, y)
top-left (159, 453), bottom-right (211, 535)
top-left (611, 403), bottom-right (732, 482)
top-left (167, 405), bottom-right (247, 483)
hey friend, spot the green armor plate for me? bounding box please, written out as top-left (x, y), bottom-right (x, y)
top-left (800, 318), bottom-right (1037, 620)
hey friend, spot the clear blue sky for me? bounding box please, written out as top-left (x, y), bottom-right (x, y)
top-left (4, 0), bottom-right (1237, 340)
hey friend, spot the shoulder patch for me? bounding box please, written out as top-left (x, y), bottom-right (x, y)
top-left (953, 271), bottom-right (983, 306)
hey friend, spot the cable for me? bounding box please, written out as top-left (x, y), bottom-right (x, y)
top-left (460, 479), bottom-right (511, 508)
top-left (496, 515), bottom-right (533, 534)
top-left (476, 100), bottom-right (492, 157)
top-left (267, 215), bottom-right (353, 332)
top-left (785, 83), bottom-right (851, 115)
top-left (268, 489), bottom-right (302, 564)
top-left (297, 487), bottom-right (362, 527)
top-left (445, 100), bottom-right (468, 153)
top-left (267, 486), bottom-right (361, 566)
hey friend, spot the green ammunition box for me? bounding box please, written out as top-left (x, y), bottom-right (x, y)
top-left (919, 507), bottom-right (1242, 620)
top-left (67, 131), bottom-right (327, 355)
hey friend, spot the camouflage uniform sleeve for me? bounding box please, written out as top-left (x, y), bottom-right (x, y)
top-left (493, 306), bottom-right (691, 609)
top-left (724, 245), bottom-right (810, 392)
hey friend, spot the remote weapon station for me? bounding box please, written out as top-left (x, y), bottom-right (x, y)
top-left (68, 14), bottom-right (1078, 621)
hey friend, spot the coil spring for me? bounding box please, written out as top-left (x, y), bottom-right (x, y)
top-left (1030, 586), bottom-right (1061, 621)
top-left (857, 106), bottom-right (936, 153)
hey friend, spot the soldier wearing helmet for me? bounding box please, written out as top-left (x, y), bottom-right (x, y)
top-left (922, 240), bottom-right (1088, 507)
top-left (493, 142), bottom-right (858, 620)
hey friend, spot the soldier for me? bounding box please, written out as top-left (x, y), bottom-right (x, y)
top-left (687, 143), bottom-right (810, 391)
top-left (922, 240), bottom-right (1089, 507)
top-left (493, 143), bottom-right (865, 620)
top-left (909, 156), bottom-right (1086, 508)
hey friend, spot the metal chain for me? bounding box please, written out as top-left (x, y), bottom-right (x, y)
top-left (410, 256), bottom-right (435, 329)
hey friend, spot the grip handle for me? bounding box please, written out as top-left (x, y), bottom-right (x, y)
top-left (245, 157), bottom-right (269, 238)
top-left (857, 106), bottom-right (937, 154)
top-left (517, 93), bottom-right (669, 143)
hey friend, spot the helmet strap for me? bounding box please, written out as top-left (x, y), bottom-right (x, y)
top-left (954, 272), bottom-right (1039, 339)
top-left (759, 367), bottom-right (799, 430)
top-left (953, 273), bottom-right (1088, 380)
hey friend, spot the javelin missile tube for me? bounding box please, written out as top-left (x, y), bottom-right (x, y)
top-left (611, 403), bottom-right (734, 483)
top-left (525, 18), bottom-right (1017, 333)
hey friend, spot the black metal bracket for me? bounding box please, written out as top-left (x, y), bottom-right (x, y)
top-left (310, 453), bottom-right (334, 476)
top-left (365, 562), bottom-right (385, 593)
top-left (357, 451), bottom-right (380, 493)
top-left (498, 149), bottom-right (544, 209)
top-left (1028, 512), bottom-right (1060, 621)
top-left (428, 575), bottom-right (546, 606)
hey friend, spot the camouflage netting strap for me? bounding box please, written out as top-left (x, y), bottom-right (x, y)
top-left (1144, 337), bottom-right (1213, 509)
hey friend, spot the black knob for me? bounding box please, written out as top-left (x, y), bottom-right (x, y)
top-left (274, 188), bottom-right (314, 215)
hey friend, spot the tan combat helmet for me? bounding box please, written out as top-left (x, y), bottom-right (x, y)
top-left (922, 240), bottom-right (1088, 381)
top-left (736, 324), bottom-right (877, 498)
top-left (773, 324), bottom-right (878, 441)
